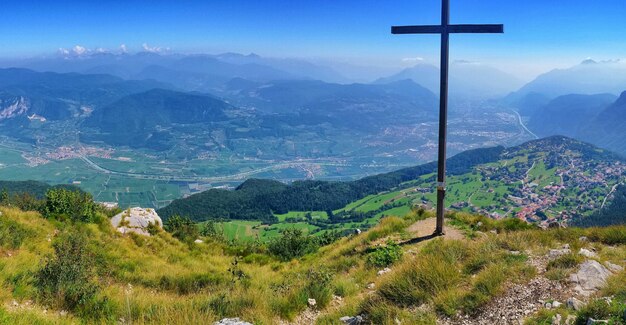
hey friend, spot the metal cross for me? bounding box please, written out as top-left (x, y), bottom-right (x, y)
top-left (392, 0), bottom-right (503, 236)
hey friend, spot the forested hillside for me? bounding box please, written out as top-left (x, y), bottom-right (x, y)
top-left (158, 146), bottom-right (506, 222)
top-left (0, 180), bottom-right (81, 199)
top-left (573, 184), bottom-right (626, 227)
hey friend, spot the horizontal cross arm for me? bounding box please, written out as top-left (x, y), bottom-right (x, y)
top-left (448, 24), bottom-right (504, 33)
top-left (392, 25), bottom-right (443, 34)
top-left (391, 24), bottom-right (503, 35)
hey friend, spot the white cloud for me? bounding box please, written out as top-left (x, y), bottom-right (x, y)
top-left (141, 43), bottom-right (169, 53)
top-left (454, 59), bottom-right (481, 65)
top-left (58, 48), bottom-right (70, 56)
top-left (402, 57), bottom-right (424, 63)
top-left (72, 45), bottom-right (87, 55)
top-left (119, 44), bottom-right (128, 53)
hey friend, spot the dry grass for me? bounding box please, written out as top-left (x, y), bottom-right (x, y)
top-left (1, 205), bottom-right (625, 324)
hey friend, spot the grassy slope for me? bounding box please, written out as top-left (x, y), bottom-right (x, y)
top-left (0, 206), bottom-right (625, 324)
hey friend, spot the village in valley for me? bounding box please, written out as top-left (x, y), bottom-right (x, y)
top-left (391, 138), bottom-right (626, 227)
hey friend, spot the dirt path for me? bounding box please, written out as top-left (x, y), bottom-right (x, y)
top-left (441, 254), bottom-right (576, 325)
top-left (406, 217), bottom-right (465, 240)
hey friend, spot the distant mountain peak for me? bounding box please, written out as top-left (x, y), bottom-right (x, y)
top-left (616, 90), bottom-right (626, 105)
top-left (581, 58), bottom-right (598, 65)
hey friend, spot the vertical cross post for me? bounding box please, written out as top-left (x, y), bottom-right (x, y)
top-left (392, 0), bottom-right (503, 236)
top-left (435, 0), bottom-right (450, 236)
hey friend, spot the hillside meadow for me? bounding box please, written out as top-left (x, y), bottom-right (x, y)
top-left (0, 200), bottom-right (625, 324)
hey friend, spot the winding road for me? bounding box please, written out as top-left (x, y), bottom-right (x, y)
top-left (79, 155), bottom-right (348, 183)
top-left (511, 109), bottom-right (539, 140)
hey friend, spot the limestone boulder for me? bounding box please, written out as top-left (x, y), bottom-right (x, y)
top-left (570, 260), bottom-right (611, 296)
top-left (111, 207), bottom-right (162, 236)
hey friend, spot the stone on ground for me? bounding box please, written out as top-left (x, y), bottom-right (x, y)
top-left (213, 318), bottom-right (253, 325)
top-left (111, 207), bottom-right (162, 236)
top-left (569, 260), bottom-right (612, 296)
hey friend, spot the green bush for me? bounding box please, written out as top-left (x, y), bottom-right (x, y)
top-left (165, 215), bottom-right (199, 243)
top-left (268, 228), bottom-right (318, 261)
top-left (43, 188), bottom-right (97, 222)
top-left (35, 230), bottom-right (112, 319)
top-left (200, 220), bottom-right (223, 240)
top-left (367, 240), bottom-right (403, 267)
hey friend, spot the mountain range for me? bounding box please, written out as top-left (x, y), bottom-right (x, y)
top-left (508, 59), bottom-right (626, 103)
top-left (376, 62), bottom-right (524, 99)
top-left (523, 91), bottom-right (626, 157)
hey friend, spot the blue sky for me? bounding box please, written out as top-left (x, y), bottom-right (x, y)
top-left (1, 0), bottom-right (625, 79)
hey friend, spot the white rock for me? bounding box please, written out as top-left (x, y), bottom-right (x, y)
top-left (213, 318), bottom-right (253, 325)
top-left (604, 261), bottom-right (624, 273)
top-left (366, 283), bottom-right (375, 289)
top-left (578, 248), bottom-right (597, 258)
top-left (308, 298), bottom-right (317, 307)
top-left (340, 316), bottom-right (363, 325)
top-left (377, 267), bottom-right (391, 276)
top-left (194, 239), bottom-right (204, 244)
top-left (111, 207), bottom-right (162, 236)
top-left (579, 236), bottom-right (588, 242)
top-left (552, 300), bottom-right (563, 308)
top-left (570, 260), bottom-right (611, 295)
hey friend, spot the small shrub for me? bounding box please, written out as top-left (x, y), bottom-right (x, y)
top-left (35, 230), bottom-right (110, 319)
top-left (268, 228), bottom-right (318, 261)
top-left (165, 215), bottom-right (199, 243)
top-left (200, 220), bottom-right (223, 240)
top-left (367, 240), bottom-right (403, 267)
top-left (43, 188), bottom-right (97, 222)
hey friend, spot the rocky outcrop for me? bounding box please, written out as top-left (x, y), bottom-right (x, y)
top-left (111, 207), bottom-right (162, 236)
top-left (569, 260), bottom-right (612, 296)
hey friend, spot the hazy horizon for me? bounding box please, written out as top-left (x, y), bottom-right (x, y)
top-left (2, 0), bottom-right (625, 82)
